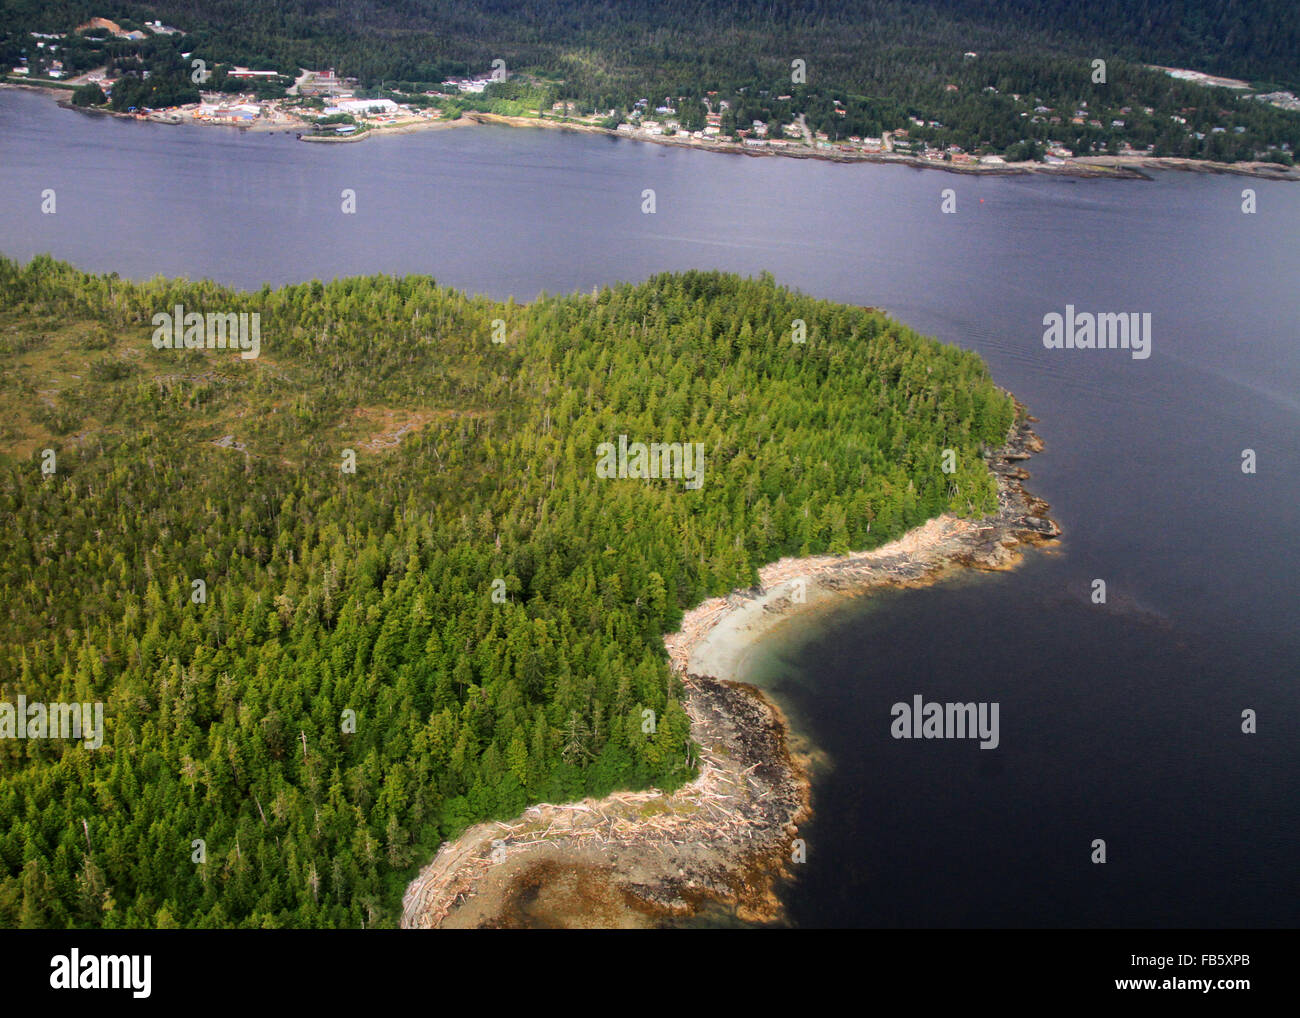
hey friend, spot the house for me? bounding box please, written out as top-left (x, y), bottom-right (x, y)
top-left (447, 77), bottom-right (490, 93)
top-left (335, 98), bottom-right (401, 116)
top-left (211, 104), bottom-right (259, 122)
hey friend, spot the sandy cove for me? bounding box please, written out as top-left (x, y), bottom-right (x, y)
top-left (672, 406), bottom-right (1060, 684)
top-left (400, 403), bottom-right (1059, 928)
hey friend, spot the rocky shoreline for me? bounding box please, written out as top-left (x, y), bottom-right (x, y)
top-left (400, 672), bottom-right (810, 927)
top-left (400, 403), bottom-right (1059, 928)
top-left (461, 111), bottom-right (1299, 182)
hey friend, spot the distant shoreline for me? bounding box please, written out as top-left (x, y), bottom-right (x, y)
top-left (455, 111), bottom-right (1300, 182)
top-left (6, 79), bottom-right (1297, 182)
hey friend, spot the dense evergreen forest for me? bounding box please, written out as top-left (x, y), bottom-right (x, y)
top-left (0, 257), bottom-right (1013, 927)
top-left (6, 1), bottom-right (1297, 89)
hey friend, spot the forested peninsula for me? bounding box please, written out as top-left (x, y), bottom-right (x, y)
top-left (0, 257), bottom-right (1015, 927)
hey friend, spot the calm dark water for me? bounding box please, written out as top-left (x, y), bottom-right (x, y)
top-left (3, 88), bottom-right (1297, 927)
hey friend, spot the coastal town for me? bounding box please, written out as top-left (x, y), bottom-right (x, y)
top-left (5, 14), bottom-right (1300, 174)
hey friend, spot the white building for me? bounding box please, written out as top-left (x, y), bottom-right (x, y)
top-left (333, 98), bottom-right (402, 116)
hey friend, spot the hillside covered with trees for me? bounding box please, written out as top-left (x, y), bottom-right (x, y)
top-left (0, 258), bottom-right (1013, 927)
top-left (5, 1), bottom-right (1297, 163)
top-left (7, 0), bottom-right (1297, 90)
